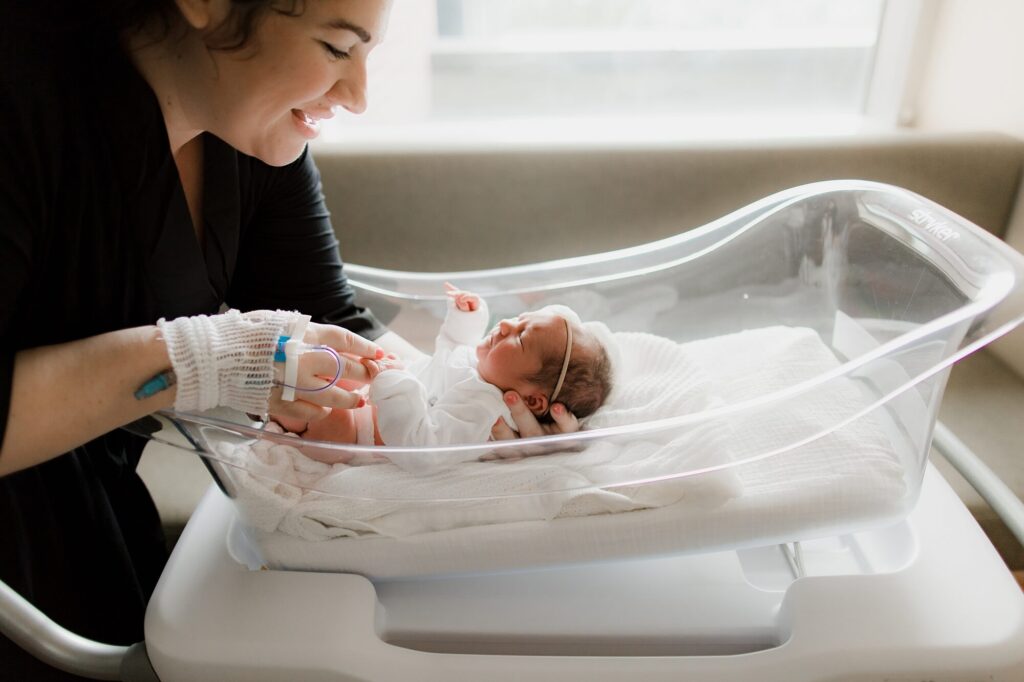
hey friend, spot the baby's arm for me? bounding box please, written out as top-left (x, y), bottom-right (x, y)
top-left (434, 283), bottom-right (490, 353)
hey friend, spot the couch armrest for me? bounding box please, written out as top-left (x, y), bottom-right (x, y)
top-left (990, 177), bottom-right (1024, 378)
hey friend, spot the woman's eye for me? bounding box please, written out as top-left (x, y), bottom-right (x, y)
top-left (321, 41), bottom-right (351, 60)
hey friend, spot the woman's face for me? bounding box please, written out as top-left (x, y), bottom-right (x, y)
top-left (188, 0), bottom-right (391, 166)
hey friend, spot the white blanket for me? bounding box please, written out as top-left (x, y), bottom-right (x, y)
top-left (223, 329), bottom-right (742, 539)
top-left (236, 326), bottom-right (908, 577)
top-left (221, 325), bottom-right (905, 544)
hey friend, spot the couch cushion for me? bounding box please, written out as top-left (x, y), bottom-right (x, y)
top-left (316, 132), bottom-right (1024, 271)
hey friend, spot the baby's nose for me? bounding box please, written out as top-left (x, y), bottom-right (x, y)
top-left (498, 319), bottom-right (514, 335)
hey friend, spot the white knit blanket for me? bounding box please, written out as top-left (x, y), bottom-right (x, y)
top-left (221, 325), bottom-right (906, 542)
top-left (222, 330), bottom-right (743, 539)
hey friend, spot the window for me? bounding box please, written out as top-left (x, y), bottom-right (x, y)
top-left (316, 0), bottom-right (924, 148)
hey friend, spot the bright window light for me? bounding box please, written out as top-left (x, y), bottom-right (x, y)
top-left (316, 0), bottom-right (890, 148)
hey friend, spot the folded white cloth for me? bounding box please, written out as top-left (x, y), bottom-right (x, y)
top-left (223, 327), bottom-right (740, 539)
top-left (682, 327), bottom-right (906, 502)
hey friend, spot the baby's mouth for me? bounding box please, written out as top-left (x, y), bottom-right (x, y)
top-left (479, 331), bottom-right (496, 353)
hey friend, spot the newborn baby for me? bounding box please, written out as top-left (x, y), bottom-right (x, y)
top-left (274, 284), bottom-right (615, 471)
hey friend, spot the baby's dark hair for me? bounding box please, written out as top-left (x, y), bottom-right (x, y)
top-left (528, 325), bottom-right (613, 421)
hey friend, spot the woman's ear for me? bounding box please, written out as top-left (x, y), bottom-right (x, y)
top-left (523, 391), bottom-right (549, 417)
top-left (174, 0), bottom-right (232, 31)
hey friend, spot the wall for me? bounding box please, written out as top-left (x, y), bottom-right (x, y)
top-left (910, 0), bottom-right (1024, 376)
top-left (911, 0), bottom-right (1024, 140)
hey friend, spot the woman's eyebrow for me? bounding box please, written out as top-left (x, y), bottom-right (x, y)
top-left (322, 19), bottom-right (372, 43)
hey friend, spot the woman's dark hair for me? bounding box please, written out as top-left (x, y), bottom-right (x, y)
top-left (104, 0), bottom-right (304, 51)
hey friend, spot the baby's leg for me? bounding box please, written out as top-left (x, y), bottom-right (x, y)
top-left (370, 404), bottom-right (385, 446)
top-left (272, 414), bottom-right (309, 434)
top-left (304, 408), bottom-right (360, 443)
top-left (298, 408), bottom-right (362, 464)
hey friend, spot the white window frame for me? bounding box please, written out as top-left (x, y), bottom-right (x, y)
top-left (315, 1), bottom-right (933, 152)
top-left (863, 0), bottom-right (940, 127)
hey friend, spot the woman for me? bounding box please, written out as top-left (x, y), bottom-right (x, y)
top-left (0, 0), bottom-right (577, 676)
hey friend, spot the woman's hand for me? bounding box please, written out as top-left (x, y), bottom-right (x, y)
top-left (268, 322), bottom-right (383, 423)
top-left (490, 390), bottom-right (580, 440)
top-left (483, 391), bottom-right (582, 462)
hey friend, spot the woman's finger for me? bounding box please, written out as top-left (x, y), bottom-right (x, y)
top-left (504, 391), bottom-right (545, 438)
top-left (300, 384), bottom-right (366, 411)
top-left (298, 352), bottom-right (370, 387)
top-left (548, 402), bottom-right (580, 434)
top-left (297, 351), bottom-right (344, 382)
top-left (335, 377), bottom-right (367, 392)
top-left (490, 417), bottom-right (518, 441)
top-left (313, 323), bottom-right (383, 360)
top-left (267, 392), bottom-right (331, 424)
top-left (341, 356), bottom-right (371, 384)
top-left (271, 375), bottom-right (365, 413)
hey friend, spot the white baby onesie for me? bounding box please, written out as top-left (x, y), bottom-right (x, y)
top-left (369, 298), bottom-right (514, 472)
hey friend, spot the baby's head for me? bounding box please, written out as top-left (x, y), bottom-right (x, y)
top-left (476, 307), bottom-right (613, 421)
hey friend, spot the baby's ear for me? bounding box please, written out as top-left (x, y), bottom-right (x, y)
top-left (523, 391), bottom-right (549, 416)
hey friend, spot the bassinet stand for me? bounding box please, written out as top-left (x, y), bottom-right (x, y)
top-left (1, 422), bottom-right (1022, 681)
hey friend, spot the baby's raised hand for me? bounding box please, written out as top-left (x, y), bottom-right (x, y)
top-left (443, 281), bottom-right (481, 312)
top-left (361, 353), bottom-right (404, 379)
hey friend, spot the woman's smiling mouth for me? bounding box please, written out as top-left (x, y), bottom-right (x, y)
top-left (291, 109), bottom-right (323, 139)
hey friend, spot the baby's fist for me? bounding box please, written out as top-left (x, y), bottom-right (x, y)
top-left (361, 353), bottom-right (404, 379)
top-left (444, 281), bottom-right (480, 312)
top-left (455, 293), bottom-right (480, 312)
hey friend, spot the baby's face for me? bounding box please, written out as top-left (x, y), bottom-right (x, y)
top-left (476, 310), bottom-right (567, 395)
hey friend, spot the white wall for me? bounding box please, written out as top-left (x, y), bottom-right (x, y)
top-left (910, 0), bottom-right (1024, 376)
top-left (911, 0), bottom-right (1024, 140)
top-left (320, 1), bottom-right (436, 136)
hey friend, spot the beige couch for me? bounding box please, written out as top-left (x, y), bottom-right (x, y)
top-left (140, 132), bottom-right (1024, 567)
top-left (317, 132), bottom-right (1023, 270)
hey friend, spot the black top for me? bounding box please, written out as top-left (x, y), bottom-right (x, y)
top-left (0, 2), bottom-right (385, 665)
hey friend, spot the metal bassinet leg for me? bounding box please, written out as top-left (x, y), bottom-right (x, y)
top-left (932, 421), bottom-right (1024, 549)
top-left (0, 577), bottom-right (158, 681)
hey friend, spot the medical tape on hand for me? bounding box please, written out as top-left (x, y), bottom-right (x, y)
top-left (280, 315), bottom-right (310, 402)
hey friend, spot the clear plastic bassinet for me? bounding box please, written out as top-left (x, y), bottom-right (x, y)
top-left (129, 180), bottom-right (1024, 578)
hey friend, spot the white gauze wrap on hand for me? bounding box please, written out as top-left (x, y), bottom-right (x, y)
top-left (158, 309), bottom-right (302, 415)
